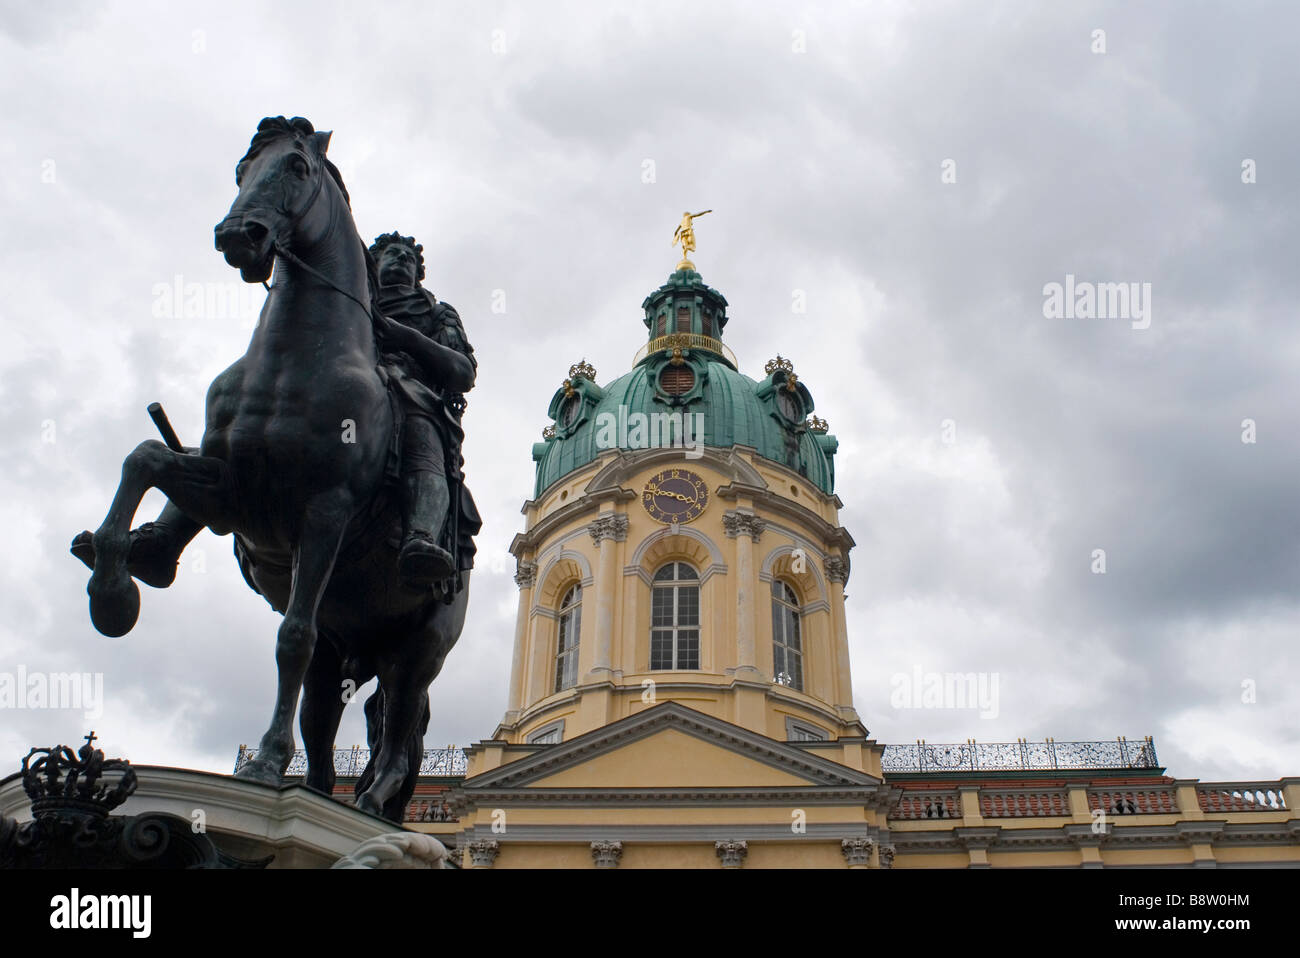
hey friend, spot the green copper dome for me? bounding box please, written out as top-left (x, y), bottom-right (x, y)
top-left (532, 269), bottom-right (839, 497)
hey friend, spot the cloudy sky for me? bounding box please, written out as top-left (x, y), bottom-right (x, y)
top-left (1, 1), bottom-right (1296, 785)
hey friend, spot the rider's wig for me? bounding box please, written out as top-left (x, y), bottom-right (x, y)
top-left (369, 232), bottom-right (426, 283)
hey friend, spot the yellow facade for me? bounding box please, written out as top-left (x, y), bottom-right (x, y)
top-left (499, 445), bottom-right (863, 748)
top-left (416, 266), bottom-right (1300, 869)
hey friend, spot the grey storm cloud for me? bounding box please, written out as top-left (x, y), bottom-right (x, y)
top-left (0, 0), bottom-right (1296, 783)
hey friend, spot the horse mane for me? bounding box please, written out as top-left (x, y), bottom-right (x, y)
top-left (240, 116), bottom-right (382, 312)
top-left (239, 116), bottom-right (352, 209)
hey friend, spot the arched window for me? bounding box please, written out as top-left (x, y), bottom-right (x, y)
top-left (771, 580), bottom-right (803, 691)
top-left (554, 585), bottom-right (581, 691)
top-left (650, 562), bottom-right (699, 670)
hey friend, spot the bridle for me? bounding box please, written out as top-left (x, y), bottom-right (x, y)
top-left (259, 145), bottom-right (378, 326)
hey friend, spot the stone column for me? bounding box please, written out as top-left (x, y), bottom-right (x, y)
top-left (586, 513), bottom-right (628, 678)
top-left (524, 605), bottom-right (551, 705)
top-left (723, 510), bottom-right (765, 677)
top-left (506, 560), bottom-right (537, 716)
top-left (824, 556), bottom-right (853, 711)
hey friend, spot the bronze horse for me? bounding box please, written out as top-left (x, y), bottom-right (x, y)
top-left (75, 117), bottom-right (474, 820)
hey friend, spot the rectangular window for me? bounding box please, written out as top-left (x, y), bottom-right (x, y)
top-left (527, 720), bottom-right (565, 745)
top-left (786, 719), bottom-right (828, 742)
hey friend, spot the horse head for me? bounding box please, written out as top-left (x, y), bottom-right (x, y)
top-left (214, 116), bottom-right (346, 283)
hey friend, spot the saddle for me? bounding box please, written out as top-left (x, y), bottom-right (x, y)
top-left (232, 366), bottom-right (480, 607)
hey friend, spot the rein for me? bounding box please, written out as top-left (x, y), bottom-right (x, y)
top-left (259, 149), bottom-right (379, 328)
top-left (272, 240), bottom-right (377, 324)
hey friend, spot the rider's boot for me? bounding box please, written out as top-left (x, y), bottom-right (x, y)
top-left (397, 470), bottom-right (455, 588)
top-left (70, 511), bottom-right (198, 589)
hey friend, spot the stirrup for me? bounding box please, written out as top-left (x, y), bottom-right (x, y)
top-left (398, 533), bottom-right (455, 586)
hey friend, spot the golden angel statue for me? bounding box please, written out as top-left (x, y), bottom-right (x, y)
top-left (672, 209), bottom-right (712, 269)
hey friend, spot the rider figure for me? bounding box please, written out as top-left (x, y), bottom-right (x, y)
top-left (72, 232), bottom-right (477, 593)
top-left (368, 232), bottom-right (476, 588)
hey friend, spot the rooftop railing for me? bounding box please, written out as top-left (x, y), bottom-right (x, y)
top-left (880, 737), bottom-right (1160, 774)
top-left (234, 745), bottom-right (467, 778)
top-left (633, 333), bottom-right (738, 369)
top-left (235, 737), bottom-right (1158, 781)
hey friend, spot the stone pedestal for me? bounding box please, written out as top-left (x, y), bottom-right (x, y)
top-left (0, 763), bottom-right (439, 869)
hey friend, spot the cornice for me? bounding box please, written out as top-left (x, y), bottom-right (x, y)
top-left (466, 702), bottom-right (881, 790)
top-left (889, 818), bottom-right (1300, 855)
top-left (459, 785), bottom-right (890, 807)
top-left (458, 822), bottom-right (889, 845)
top-left (716, 480), bottom-right (853, 553)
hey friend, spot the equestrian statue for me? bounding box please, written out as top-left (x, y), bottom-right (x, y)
top-left (70, 116), bottom-right (480, 822)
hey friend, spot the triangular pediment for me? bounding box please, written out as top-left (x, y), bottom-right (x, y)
top-left (467, 703), bottom-right (879, 790)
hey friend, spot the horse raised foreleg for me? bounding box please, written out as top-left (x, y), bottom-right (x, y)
top-left (87, 440), bottom-right (230, 637)
top-left (236, 495), bottom-right (349, 785)
top-left (72, 499), bottom-right (203, 589)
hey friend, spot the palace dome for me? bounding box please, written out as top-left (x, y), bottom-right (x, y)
top-left (532, 268), bottom-right (839, 497)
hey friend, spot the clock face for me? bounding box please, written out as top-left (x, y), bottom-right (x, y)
top-left (642, 469), bottom-right (708, 524)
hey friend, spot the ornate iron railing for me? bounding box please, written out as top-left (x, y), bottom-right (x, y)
top-left (633, 333), bottom-right (738, 369)
top-left (880, 737), bottom-right (1158, 774)
top-left (233, 745), bottom-right (467, 778)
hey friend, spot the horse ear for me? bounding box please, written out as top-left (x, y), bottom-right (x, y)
top-left (315, 131), bottom-right (333, 154)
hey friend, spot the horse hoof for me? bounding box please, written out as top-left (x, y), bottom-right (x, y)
top-left (70, 530), bottom-right (95, 571)
top-left (73, 526), bottom-right (178, 589)
top-left (355, 791), bottom-right (383, 817)
top-left (235, 758), bottom-right (283, 785)
top-left (88, 573), bottom-right (140, 637)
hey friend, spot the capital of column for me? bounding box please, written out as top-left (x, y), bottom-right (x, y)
top-left (878, 844), bottom-right (896, 869)
top-left (466, 839), bottom-right (500, 868)
top-left (588, 513), bottom-right (629, 545)
top-left (841, 836), bottom-right (874, 867)
top-left (824, 555), bottom-right (849, 584)
top-left (514, 559), bottom-right (537, 589)
top-left (722, 510), bottom-right (766, 541)
top-left (591, 840), bottom-right (624, 868)
top-left (715, 839), bottom-right (748, 868)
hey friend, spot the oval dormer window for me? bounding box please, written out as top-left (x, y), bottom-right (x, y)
top-left (777, 389), bottom-right (801, 422)
top-left (660, 364), bottom-right (695, 397)
top-left (562, 395), bottom-right (582, 427)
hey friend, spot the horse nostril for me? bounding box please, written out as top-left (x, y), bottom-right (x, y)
top-left (244, 221), bottom-right (269, 243)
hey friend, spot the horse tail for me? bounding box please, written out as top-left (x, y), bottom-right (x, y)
top-left (355, 686), bottom-right (431, 823)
